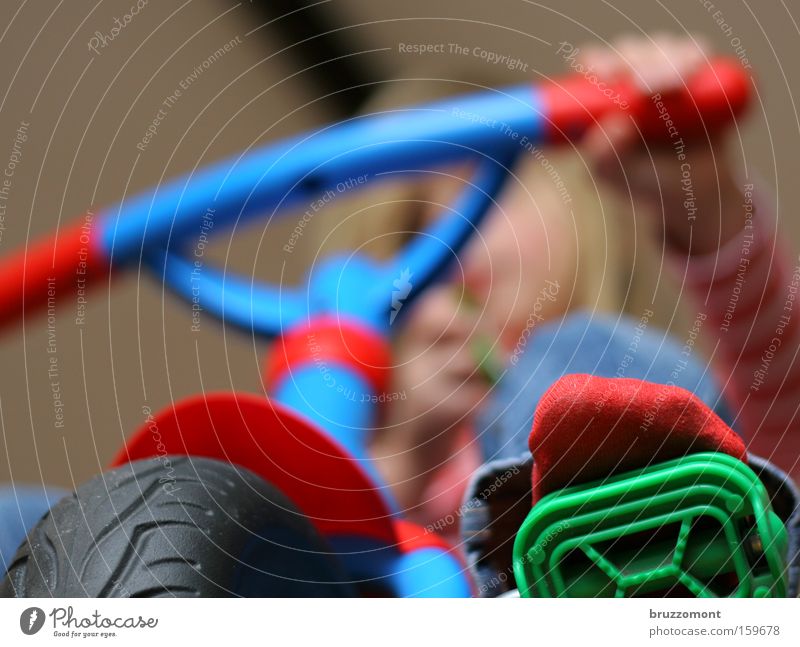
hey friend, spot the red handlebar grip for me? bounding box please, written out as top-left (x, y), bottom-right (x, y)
top-left (540, 57), bottom-right (751, 143)
top-left (0, 216), bottom-right (109, 328)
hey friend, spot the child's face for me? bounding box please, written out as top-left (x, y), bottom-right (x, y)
top-left (415, 158), bottom-right (575, 352)
top-left (389, 159), bottom-right (576, 429)
top-left (461, 162), bottom-right (575, 350)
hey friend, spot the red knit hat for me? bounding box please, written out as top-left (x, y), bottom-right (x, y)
top-left (529, 374), bottom-right (747, 503)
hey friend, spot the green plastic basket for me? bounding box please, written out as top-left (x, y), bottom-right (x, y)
top-left (513, 452), bottom-right (788, 598)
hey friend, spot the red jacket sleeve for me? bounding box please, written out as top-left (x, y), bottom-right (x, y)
top-left (674, 184), bottom-right (800, 478)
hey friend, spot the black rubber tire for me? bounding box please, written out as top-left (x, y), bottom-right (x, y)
top-left (0, 456), bottom-right (353, 597)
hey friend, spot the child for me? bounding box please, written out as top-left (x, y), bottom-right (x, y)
top-left (365, 34), bottom-right (800, 539)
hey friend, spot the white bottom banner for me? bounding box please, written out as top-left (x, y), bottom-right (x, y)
top-left (1, 598), bottom-right (798, 645)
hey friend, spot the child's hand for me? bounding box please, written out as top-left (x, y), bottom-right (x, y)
top-left (576, 34), bottom-right (747, 254)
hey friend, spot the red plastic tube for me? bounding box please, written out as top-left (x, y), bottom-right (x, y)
top-left (0, 216), bottom-right (109, 328)
top-left (538, 57), bottom-right (751, 143)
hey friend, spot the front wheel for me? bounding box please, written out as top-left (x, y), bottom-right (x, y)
top-left (0, 456), bottom-right (354, 597)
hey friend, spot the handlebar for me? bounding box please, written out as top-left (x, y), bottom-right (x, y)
top-left (0, 58), bottom-right (750, 334)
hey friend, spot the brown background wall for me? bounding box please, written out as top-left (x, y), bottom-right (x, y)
top-left (0, 0), bottom-right (798, 488)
